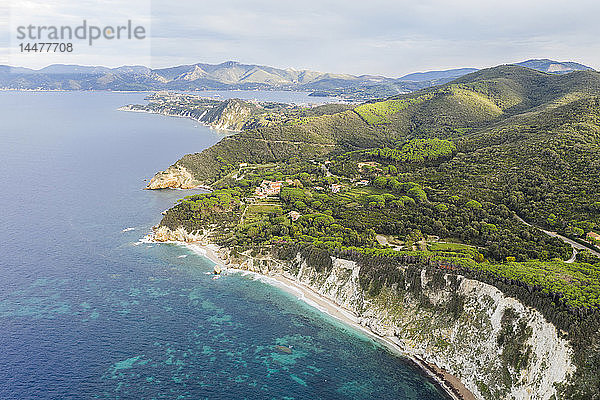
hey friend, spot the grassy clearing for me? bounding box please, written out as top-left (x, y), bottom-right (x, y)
top-left (247, 203), bottom-right (281, 213)
top-left (429, 242), bottom-right (476, 252)
top-left (331, 186), bottom-right (387, 205)
top-left (354, 94), bottom-right (433, 124)
top-left (243, 202), bottom-right (283, 224)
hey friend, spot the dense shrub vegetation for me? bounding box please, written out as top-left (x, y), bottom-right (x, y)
top-left (155, 65), bottom-right (600, 398)
top-left (365, 138), bottom-right (456, 163)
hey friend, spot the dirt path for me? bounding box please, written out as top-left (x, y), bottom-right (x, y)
top-left (375, 234), bottom-right (388, 245)
top-left (252, 137), bottom-right (335, 146)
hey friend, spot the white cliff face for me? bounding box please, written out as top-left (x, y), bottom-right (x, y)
top-left (234, 253), bottom-right (574, 400)
top-left (147, 165), bottom-right (199, 189)
top-left (454, 280), bottom-right (573, 400)
top-left (151, 226), bottom-right (204, 242)
top-left (291, 256), bottom-right (366, 312)
top-left (205, 100), bottom-right (253, 131)
top-left (121, 98), bottom-right (254, 132)
top-left (146, 226), bottom-right (574, 400)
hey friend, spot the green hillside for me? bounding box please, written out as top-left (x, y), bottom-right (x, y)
top-left (155, 65), bottom-right (600, 398)
top-left (164, 66), bottom-right (600, 183)
top-left (159, 64), bottom-right (600, 267)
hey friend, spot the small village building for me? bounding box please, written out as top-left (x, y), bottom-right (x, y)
top-left (358, 161), bottom-right (378, 169)
top-left (587, 232), bottom-right (600, 243)
top-left (288, 211), bottom-right (301, 221)
top-left (254, 180), bottom-right (283, 198)
top-left (331, 184), bottom-right (342, 193)
top-left (356, 180), bottom-right (369, 186)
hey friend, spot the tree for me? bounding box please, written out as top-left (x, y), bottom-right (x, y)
top-left (401, 196), bottom-right (416, 207)
top-left (407, 187), bottom-right (427, 203)
top-left (387, 178), bottom-right (402, 192)
top-left (435, 203), bottom-right (449, 212)
top-left (294, 200), bottom-right (307, 210)
top-left (373, 176), bottom-right (388, 188)
top-left (465, 200), bottom-right (482, 209)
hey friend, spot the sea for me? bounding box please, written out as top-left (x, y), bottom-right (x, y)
top-left (0, 90), bottom-right (451, 400)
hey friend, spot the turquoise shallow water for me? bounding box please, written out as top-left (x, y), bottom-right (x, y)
top-left (0, 91), bottom-right (450, 399)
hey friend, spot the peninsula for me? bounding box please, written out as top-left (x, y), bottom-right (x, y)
top-left (119, 92), bottom-right (352, 132)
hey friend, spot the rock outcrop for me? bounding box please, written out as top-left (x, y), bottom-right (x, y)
top-left (146, 165), bottom-right (199, 189)
top-left (120, 97), bottom-right (260, 131)
top-left (201, 98), bottom-right (255, 130)
top-left (150, 225), bottom-right (204, 241)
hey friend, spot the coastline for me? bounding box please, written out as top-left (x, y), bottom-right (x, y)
top-left (168, 239), bottom-right (475, 400)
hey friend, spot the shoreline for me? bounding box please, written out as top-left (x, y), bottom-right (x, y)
top-left (118, 106), bottom-right (239, 133)
top-left (171, 239), bottom-right (475, 400)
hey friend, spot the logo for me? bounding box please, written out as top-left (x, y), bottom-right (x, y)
top-left (16, 20), bottom-right (147, 46)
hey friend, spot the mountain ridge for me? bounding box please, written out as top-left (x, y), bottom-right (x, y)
top-left (150, 65), bottom-right (600, 187)
top-left (1, 59), bottom-right (594, 100)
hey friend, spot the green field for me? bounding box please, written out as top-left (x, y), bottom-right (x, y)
top-left (354, 94), bottom-right (433, 124)
top-left (428, 242), bottom-right (476, 252)
top-left (243, 202), bottom-right (283, 224)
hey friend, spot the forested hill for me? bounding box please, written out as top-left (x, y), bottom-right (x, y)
top-left (153, 65), bottom-right (600, 235)
top-left (163, 65), bottom-right (600, 183)
top-left (152, 64), bottom-right (600, 398)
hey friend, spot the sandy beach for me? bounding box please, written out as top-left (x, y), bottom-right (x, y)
top-left (177, 240), bottom-right (475, 400)
top-left (268, 274), bottom-right (473, 400)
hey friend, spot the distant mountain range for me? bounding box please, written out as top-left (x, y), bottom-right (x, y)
top-left (515, 59), bottom-right (594, 74)
top-left (0, 59), bottom-right (594, 100)
top-left (397, 68), bottom-right (479, 82)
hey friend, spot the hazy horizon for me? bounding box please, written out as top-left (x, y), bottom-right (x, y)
top-left (1, 57), bottom-right (594, 80)
top-left (2, 0), bottom-right (600, 77)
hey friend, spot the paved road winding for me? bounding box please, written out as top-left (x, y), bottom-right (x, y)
top-left (515, 215), bottom-right (600, 262)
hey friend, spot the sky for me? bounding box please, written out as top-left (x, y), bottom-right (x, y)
top-left (1, 0), bottom-right (600, 77)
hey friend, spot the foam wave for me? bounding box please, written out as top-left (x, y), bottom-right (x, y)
top-left (139, 236), bottom-right (153, 244)
top-left (183, 243), bottom-right (207, 256)
top-left (228, 269), bottom-right (333, 316)
top-left (297, 295), bottom-right (330, 315)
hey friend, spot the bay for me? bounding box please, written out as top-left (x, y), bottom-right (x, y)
top-left (0, 91), bottom-right (450, 400)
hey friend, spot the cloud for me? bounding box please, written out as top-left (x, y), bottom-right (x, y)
top-left (3, 0), bottom-right (599, 75)
top-left (4, 0), bottom-right (151, 69)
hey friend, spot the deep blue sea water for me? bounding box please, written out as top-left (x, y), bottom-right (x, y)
top-left (0, 91), bottom-right (450, 400)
